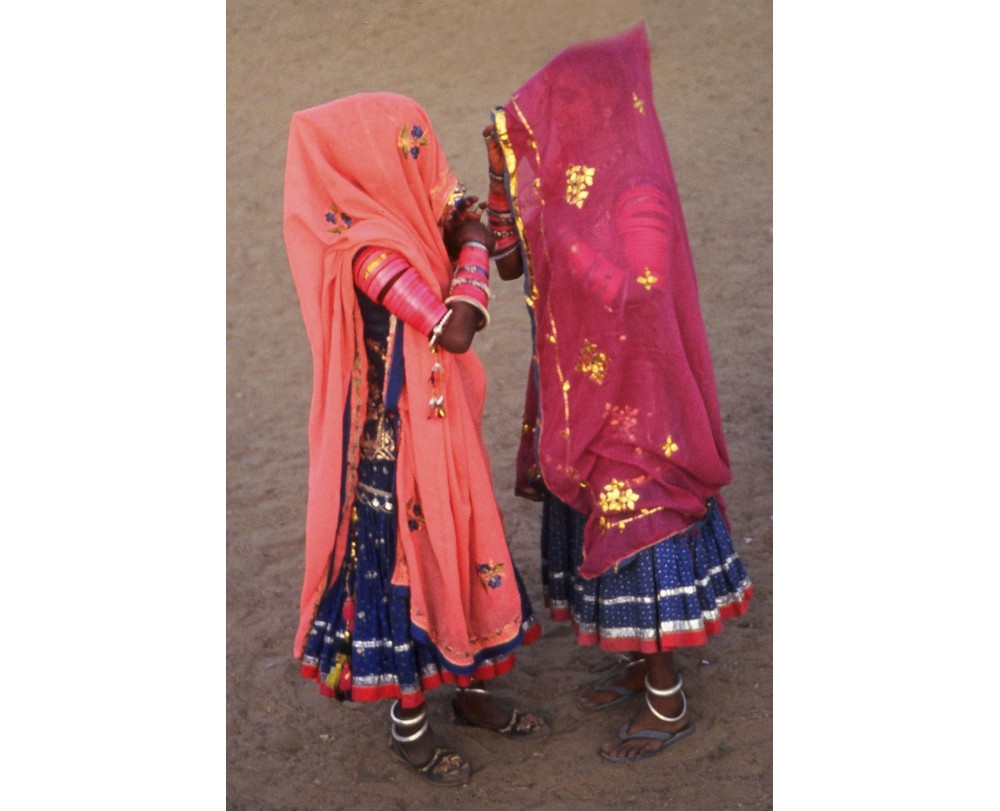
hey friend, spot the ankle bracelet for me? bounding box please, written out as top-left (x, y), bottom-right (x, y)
top-left (457, 686), bottom-right (490, 696)
top-left (644, 675), bottom-right (683, 697)
top-left (390, 716), bottom-right (430, 743)
top-left (645, 690), bottom-right (688, 724)
top-left (389, 699), bottom-right (427, 727)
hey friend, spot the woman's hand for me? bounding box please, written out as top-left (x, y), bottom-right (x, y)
top-left (483, 124), bottom-right (505, 177)
top-left (443, 216), bottom-right (495, 261)
top-left (442, 198), bottom-right (492, 260)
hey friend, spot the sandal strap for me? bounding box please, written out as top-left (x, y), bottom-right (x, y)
top-left (497, 709), bottom-right (543, 735)
top-left (389, 699), bottom-right (427, 727)
top-left (418, 747), bottom-right (466, 776)
top-left (456, 686), bottom-right (490, 695)
top-left (644, 674), bottom-right (683, 697)
top-left (645, 689), bottom-right (687, 724)
top-left (391, 716), bottom-right (430, 743)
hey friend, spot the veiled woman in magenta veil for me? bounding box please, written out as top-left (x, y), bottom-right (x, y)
top-left (484, 24), bottom-right (753, 762)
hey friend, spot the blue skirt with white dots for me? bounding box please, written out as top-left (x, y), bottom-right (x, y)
top-left (299, 293), bottom-right (538, 707)
top-left (541, 493), bottom-right (752, 652)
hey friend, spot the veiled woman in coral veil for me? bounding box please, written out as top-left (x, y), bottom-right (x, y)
top-left (284, 92), bottom-right (545, 786)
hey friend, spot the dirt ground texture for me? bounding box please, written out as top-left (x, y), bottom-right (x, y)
top-left (227, 1), bottom-right (772, 808)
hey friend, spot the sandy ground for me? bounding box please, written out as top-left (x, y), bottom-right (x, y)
top-left (227, 1), bottom-right (772, 808)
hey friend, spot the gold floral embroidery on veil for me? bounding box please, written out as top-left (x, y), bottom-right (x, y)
top-left (565, 164), bottom-right (595, 208)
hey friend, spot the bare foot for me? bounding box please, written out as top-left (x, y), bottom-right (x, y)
top-left (452, 684), bottom-right (548, 738)
top-left (599, 686), bottom-right (691, 762)
top-left (452, 686), bottom-right (511, 729)
top-left (576, 657), bottom-right (647, 711)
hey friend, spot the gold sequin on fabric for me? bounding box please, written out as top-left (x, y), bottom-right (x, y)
top-left (363, 252), bottom-right (389, 280)
top-left (632, 92), bottom-right (645, 114)
top-left (576, 339), bottom-right (609, 384)
top-left (662, 435), bottom-right (679, 458)
top-left (599, 505), bottom-right (667, 533)
top-left (637, 268), bottom-right (658, 290)
top-left (565, 164), bottom-right (596, 208)
top-left (599, 478), bottom-right (640, 513)
top-left (359, 410), bottom-right (396, 461)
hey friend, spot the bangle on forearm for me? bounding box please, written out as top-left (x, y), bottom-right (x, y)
top-left (486, 207), bottom-right (514, 223)
top-left (491, 241), bottom-right (520, 261)
top-left (449, 276), bottom-right (492, 302)
top-left (616, 185), bottom-right (672, 271)
top-left (486, 212), bottom-right (519, 258)
top-left (456, 241), bottom-right (490, 276)
top-left (445, 295), bottom-right (490, 329)
top-left (488, 169), bottom-right (504, 182)
top-left (381, 268), bottom-right (449, 336)
top-left (455, 264), bottom-right (489, 280)
top-left (353, 247), bottom-right (410, 302)
top-left (354, 248), bottom-right (447, 336)
top-left (487, 187), bottom-right (511, 212)
top-left (458, 239), bottom-right (490, 259)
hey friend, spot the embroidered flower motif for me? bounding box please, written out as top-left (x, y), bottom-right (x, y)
top-left (662, 435), bottom-right (679, 458)
top-left (442, 183), bottom-right (470, 224)
top-left (632, 92), bottom-right (646, 114)
top-left (565, 164), bottom-right (596, 208)
top-left (576, 339), bottom-right (609, 384)
top-left (399, 124), bottom-right (431, 159)
top-left (477, 561), bottom-right (504, 591)
top-left (604, 403), bottom-right (638, 442)
top-left (599, 478), bottom-right (639, 513)
top-left (325, 201), bottom-right (353, 234)
top-left (637, 268), bottom-right (658, 290)
top-left (406, 499), bottom-right (425, 532)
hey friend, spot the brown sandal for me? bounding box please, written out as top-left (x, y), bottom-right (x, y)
top-left (389, 701), bottom-right (470, 786)
top-left (452, 688), bottom-right (550, 740)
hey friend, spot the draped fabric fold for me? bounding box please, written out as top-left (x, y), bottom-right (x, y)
top-left (494, 25), bottom-right (733, 578)
top-left (284, 93), bottom-right (524, 663)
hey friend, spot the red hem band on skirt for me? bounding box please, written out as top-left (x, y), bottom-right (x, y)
top-left (564, 585), bottom-right (753, 653)
top-left (298, 621), bottom-right (541, 707)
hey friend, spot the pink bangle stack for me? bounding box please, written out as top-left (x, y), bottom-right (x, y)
top-left (353, 246), bottom-right (448, 337)
top-left (446, 239), bottom-right (491, 328)
top-left (616, 185), bottom-right (671, 273)
top-left (486, 187), bottom-right (519, 260)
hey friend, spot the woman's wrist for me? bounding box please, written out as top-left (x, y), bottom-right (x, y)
top-left (456, 220), bottom-right (495, 254)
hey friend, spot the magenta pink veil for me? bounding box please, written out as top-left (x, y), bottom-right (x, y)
top-left (494, 24), bottom-right (732, 578)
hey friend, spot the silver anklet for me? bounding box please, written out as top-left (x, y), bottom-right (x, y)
top-left (644, 675), bottom-right (683, 697)
top-left (390, 716), bottom-right (430, 743)
top-left (456, 686), bottom-right (490, 696)
top-left (390, 699), bottom-right (427, 727)
top-left (645, 690), bottom-right (687, 724)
